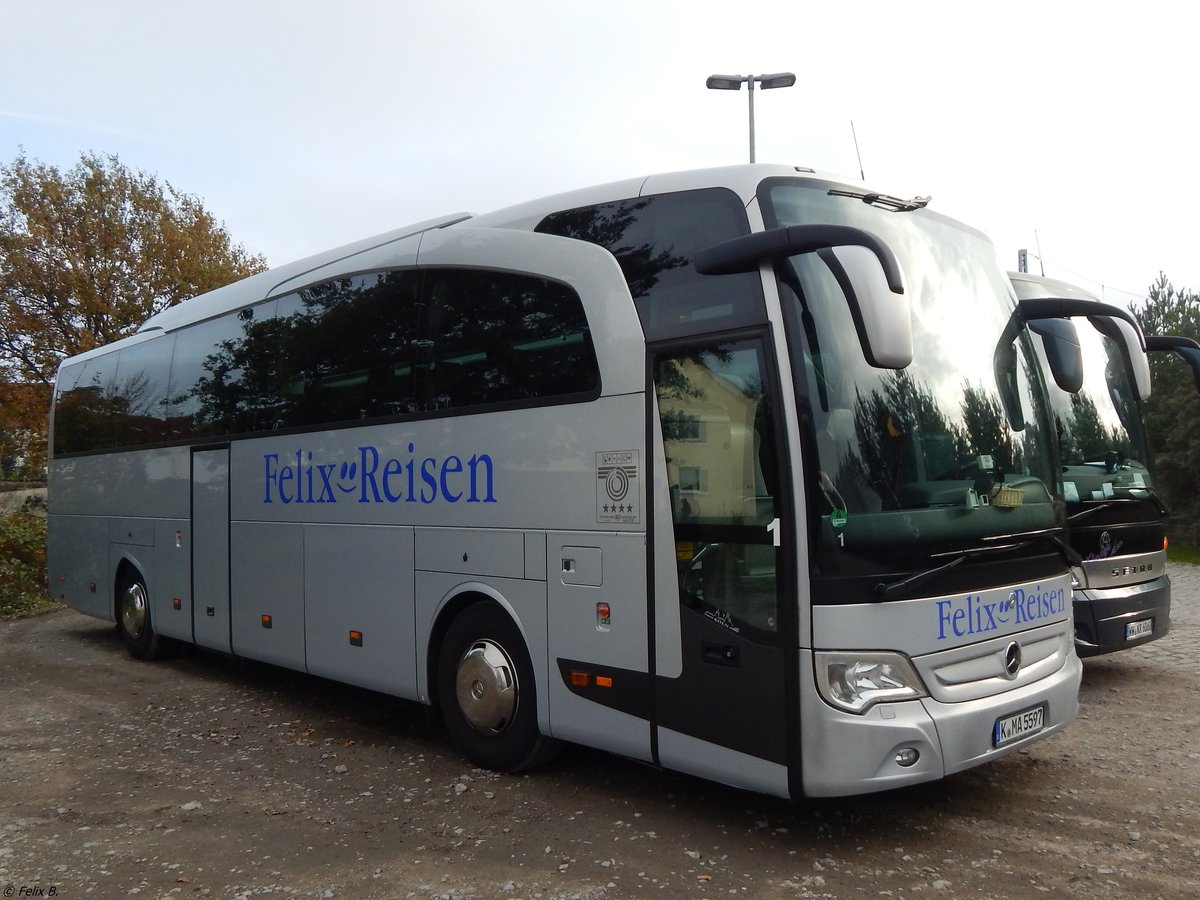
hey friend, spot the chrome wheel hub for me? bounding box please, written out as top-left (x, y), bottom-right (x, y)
top-left (120, 582), bottom-right (148, 640)
top-left (455, 639), bottom-right (518, 735)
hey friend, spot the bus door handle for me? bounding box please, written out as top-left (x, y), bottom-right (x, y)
top-left (702, 640), bottom-right (740, 667)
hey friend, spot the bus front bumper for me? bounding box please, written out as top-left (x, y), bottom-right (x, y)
top-left (798, 647), bottom-right (1081, 798)
top-left (1072, 575), bottom-right (1170, 657)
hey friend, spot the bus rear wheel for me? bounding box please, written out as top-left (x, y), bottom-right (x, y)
top-left (437, 603), bottom-right (558, 772)
top-left (117, 572), bottom-right (174, 661)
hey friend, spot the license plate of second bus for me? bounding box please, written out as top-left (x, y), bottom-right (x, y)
top-left (993, 704), bottom-right (1044, 747)
top-left (1126, 618), bottom-right (1153, 640)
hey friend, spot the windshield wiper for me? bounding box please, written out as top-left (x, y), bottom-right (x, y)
top-left (1145, 487), bottom-right (1169, 516)
top-left (875, 548), bottom-right (987, 601)
top-left (876, 531), bottom-right (1080, 601)
top-left (977, 529), bottom-right (1082, 567)
top-left (1011, 531), bottom-right (1084, 568)
top-left (1067, 501), bottom-right (1119, 523)
top-left (1067, 490), bottom-right (1168, 519)
top-left (827, 188), bottom-right (931, 212)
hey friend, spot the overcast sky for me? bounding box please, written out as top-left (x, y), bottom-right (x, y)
top-left (2, 1), bottom-right (1196, 306)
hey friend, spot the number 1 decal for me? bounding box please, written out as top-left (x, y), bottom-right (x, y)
top-left (767, 517), bottom-right (781, 547)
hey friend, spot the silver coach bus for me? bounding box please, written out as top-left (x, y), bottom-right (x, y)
top-left (1011, 272), bottom-right (1200, 656)
top-left (49, 165), bottom-right (1124, 798)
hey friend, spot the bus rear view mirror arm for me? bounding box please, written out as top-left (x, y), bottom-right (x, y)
top-left (1012, 297), bottom-right (1146, 345)
top-left (693, 225), bottom-right (912, 370)
top-left (1146, 335), bottom-right (1200, 399)
top-left (692, 223), bottom-right (904, 291)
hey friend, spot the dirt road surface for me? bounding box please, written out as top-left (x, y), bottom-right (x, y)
top-left (2, 566), bottom-right (1199, 899)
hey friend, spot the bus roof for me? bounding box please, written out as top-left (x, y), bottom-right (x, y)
top-left (465, 163), bottom-right (822, 231)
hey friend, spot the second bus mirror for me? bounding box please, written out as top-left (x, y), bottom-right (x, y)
top-left (1091, 315), bottom-right (1152, 401)
top-left (1029, 319), bottom-right (1084, 393)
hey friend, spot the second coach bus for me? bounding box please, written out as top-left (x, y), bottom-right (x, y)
top-left (48, 164), bottom-right (1136, 797)
top-left (1011, 272), bottom-right (1200, 656)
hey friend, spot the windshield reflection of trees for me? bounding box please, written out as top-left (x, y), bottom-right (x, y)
top-left (826, 369), bottom-right (1053, 513)
top-left (1055, 393), bottom-right (1133, 467)
top-left (1054, 334), bottom-right (1142, 471)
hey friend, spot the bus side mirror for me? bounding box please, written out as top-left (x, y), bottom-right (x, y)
top-left (1028, 319), bottom-right (1084, 393)
top-left (1089, 315), bottom-right (1152, 401)
top-left (825, 244), bottom-right (914, 370)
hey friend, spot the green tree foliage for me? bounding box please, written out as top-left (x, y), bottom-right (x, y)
top-left (0, 150), bottom-right (267, 470)
top-left (1129, 274), bottom-right (1200, 543)
top-left (0, 508), bottom-right (47, 616)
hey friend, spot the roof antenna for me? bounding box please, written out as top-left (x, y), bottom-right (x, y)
top-left (1034, 229), bottom-right (1045, 275)
top-left (851, 121), bottom-right (865, 181)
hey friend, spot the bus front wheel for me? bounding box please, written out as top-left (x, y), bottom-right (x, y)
top-left (117, 572), bottom-right (174, 661)
top-left (437, 603), bottom-right (558, 772)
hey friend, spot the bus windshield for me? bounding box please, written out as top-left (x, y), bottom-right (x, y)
top-left (1047, 323), bottom-right (1154, 502)
top-left (763, 180), bottom-right (1061, 569)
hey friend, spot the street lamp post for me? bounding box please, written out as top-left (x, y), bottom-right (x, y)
top-left (706, 72), bottom-right (796, 163)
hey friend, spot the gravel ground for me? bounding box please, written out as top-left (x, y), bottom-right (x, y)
top-left (1, 565), bottom-right (1199, 899)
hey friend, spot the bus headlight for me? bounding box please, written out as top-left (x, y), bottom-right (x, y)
top-left (814, 651), bottom-right (928, 714)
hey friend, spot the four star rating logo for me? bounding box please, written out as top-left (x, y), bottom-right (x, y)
top-left (597, 451), bottom-right (640, 523)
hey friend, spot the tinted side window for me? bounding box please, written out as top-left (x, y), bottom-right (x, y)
top-left (417, 268), bottom-right (598, 411)
top-left (52, 361), bottom-right (85, 455)
top-left (535, 187), bottom-right (763, 340)
top-left (53, 351), bottom-right (120, 454)
top-left (273, 272), bottom-right (424, 427)
top-left (169, 304), bottom-right (272, 439)
top-left (54, 265), bottom-right (601, 453)
top-left (110, 336), bottom-right (175, 447)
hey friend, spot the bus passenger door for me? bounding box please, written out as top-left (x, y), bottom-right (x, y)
top-left (651, 335), bottom-right (796, 798)
top-left (191, 446), bottom-right (231, 653)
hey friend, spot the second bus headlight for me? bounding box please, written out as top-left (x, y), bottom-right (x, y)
top-left (814, 651), bottom-right (928, 714)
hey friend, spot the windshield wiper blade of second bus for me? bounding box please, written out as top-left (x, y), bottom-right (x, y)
top-left (827, 188), bottom-right (931, 212)
top-left (1067, 501), bottom-right (1119, 524)
top-left (1068, 489), bottom-right (1168, 521)
top-left (979, 528), bottom-right (1083, 568)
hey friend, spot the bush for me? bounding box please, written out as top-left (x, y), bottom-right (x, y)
top-left (0, 510), bottom-right (50, 616)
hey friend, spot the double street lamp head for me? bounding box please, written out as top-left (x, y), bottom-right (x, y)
top-left (705, 72), bottom-right (796, 162)
top-left (706, 72), bottom-right (797, 91)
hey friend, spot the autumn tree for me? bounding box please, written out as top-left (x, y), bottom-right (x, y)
top-left (1129, 274), bottom-right (1200, 543)
top-left (0, 151), bottom-right (267, 475)
top-left (0, 379), bottom-right (50, 478)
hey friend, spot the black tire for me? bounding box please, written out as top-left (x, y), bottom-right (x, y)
top-left (437, 602), bottom-right (559, 772)
top-left (116, 571), bottom-right (175, 661)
